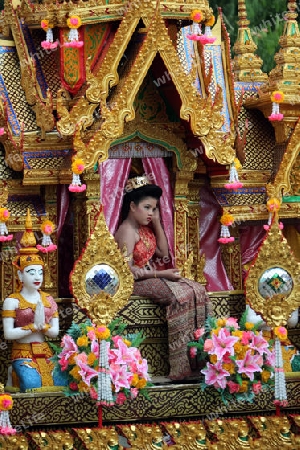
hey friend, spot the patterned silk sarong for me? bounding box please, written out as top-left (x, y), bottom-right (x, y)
top-left (133, 277), bottom-right (211, 379)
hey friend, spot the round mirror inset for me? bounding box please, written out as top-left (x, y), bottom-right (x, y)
top-left (258, 267), bottom-right (293, 299)
top-left (85, 264), bottom-right (119, 296)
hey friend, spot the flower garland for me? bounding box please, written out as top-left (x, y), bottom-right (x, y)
top-left (263, 197), bottom-right (282, 231)
top-left (218, 213), bottom-right (235, 244)
top-left (188, 311), bottom-right (275, 404)
top-left (41, 19), bottom-right (58, 50)
top-left (268, 91), bottom-right (284, 122)
top-left (65, 16), bottom-right (83, 48)
top-left (50, 319), bottom-right (152, 406)
top-left (224, 158), bottom-right (243, 190)
top-left (36, 219), bottom-right (57, 253)
top-left (0, 392), bottom-right (15, 435)
top-left (69, 158), bottom-right (86, 193)
top-left (0, 208), bottom-right (13, 242)
top-left (187, 10), bottom-right (216, 44)
top-left (187, 10), bottom-right (203, 41)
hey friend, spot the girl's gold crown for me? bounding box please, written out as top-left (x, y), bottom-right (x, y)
top-left (124, 175), bottom-right (151, 193)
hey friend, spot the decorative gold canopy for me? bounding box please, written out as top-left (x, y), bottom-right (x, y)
top-left (70, 206), bottom-right (134, 324)
top-left (245, 218), bottom-right (300, 328)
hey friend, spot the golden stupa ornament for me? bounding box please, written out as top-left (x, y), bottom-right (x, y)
top-left (70, 205), bottom-right (134, 324)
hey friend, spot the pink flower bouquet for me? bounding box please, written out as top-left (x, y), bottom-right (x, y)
top-left (188, 312), bottom-right (275, 403)
top-left (50, 319), bottom-right (152, 406)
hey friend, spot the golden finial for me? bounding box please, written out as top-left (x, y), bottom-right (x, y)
top-left (13, 209), bottom-right (44, 273)
top-left (20, 209), bottom-right (37, 248)
top-left (0, 383), bottom-right (4, 393)
top-left (232, 0), bottom-right (267, 82)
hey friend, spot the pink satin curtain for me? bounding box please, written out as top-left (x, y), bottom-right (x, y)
top-left (99, 158), bottom-right (132, 234)
top-left (239, 225), bottom-right (267, 280)
top-left (142, 157), bottom-right (175, 264)
top-left (199, 185), bottom-right (233, 292)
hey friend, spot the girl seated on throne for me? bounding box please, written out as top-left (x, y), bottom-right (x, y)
top-left (114, 175), bottom-right (211, 380)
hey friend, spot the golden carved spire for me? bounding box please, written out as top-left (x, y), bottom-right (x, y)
top-left (233, 0), bottom-right (267, 82)
top-left (20, 209), bottom-right (36, 248)
top-left (264, 0), bottom-right (300, 96)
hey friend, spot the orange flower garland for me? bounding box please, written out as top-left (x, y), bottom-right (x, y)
top-left (0, 208), bottom-right (13, 242)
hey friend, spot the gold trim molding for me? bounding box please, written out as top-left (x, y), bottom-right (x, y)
top-left (8, 1), bottom-right (213, 28)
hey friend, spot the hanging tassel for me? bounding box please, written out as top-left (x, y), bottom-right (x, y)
top-left (0, 208), bottom-right (13, 242)
top-left (263, 197), bottom-right (281, 230)
top-left (65, 16), bottom-right (83, 48)
top-left (41, 20), bottom-right (58, 50)
top-left (69, 158), bottom-right (86, 193)
top-left (224, 158), bottom-right (243, 189)
top-left (36, 220), bottom-right (57, 253)
top-left (0, 389), bottom-right (16, 435)
top-left (268, 91), bottom-right (284, 122)
top-left (187, 10), bottom-right (204, 41)
top-left (218, 213), bottom-right (235, 244)
top-left (273, 328), bottom-right (288, 408)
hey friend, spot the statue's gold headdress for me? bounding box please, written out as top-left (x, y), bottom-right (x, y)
top-left (13, 209), bottom-right (44, 272)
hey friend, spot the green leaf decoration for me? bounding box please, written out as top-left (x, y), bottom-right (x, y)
top-left (206, 316), bottom-right (218, 331)
top-left (236, 374), bottom-right (243, 385)
top-left (239, 308), bottom-right (248, 330)
top-left (49, 342), bottom-right (63, 356)
top-left (65, 322), bottom-right (82, 340)
top-left (128, 331), bottom-right (145, 348)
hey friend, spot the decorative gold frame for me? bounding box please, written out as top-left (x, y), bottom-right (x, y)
top-left (70, 206), bottom-right (134, 324)
top-left (245, 219), bottom-right (300, 328)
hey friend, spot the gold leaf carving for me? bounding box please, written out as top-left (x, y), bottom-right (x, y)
top-left (273, 120), bottom-right (300, 197)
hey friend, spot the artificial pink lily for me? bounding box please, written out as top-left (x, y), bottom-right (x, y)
top-left (109, 339), bottom-right (137, 365)
top-left (110, 362), bottom-right (132, 392)
top-left (59, 335), bottom-right (78, 363)
top-left (76, 359), bottom-right (98, 386)
top-left (201, 361), bottom-right (230, 390)
top-left (209, 328), bottom-right (239, 359)
top-left (235, 350), bottom-right (262, 381)
top-left (136, 358), bottom-right (150, 380)
top-left (249, 331), bottom-right (270, 355)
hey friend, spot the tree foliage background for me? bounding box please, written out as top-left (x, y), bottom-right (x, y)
top-left (210, 0), bottom-right (287, 74)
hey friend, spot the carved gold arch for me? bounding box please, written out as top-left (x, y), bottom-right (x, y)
top-left (111, 120), bottom-right (188, 169)
top-left (268, 119), bottom-right (300, 198)
top-left (57, 1), bottom-right (235, 169)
